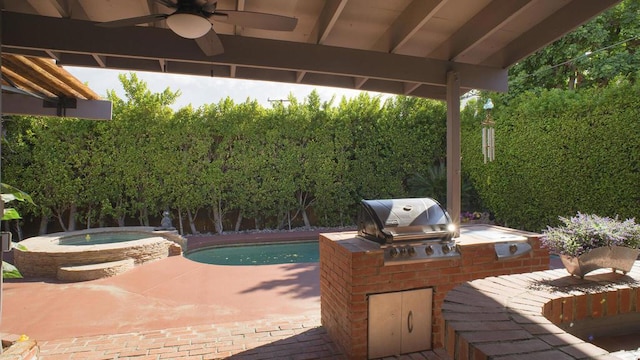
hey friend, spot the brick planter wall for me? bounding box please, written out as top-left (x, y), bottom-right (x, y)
top-left (442, 263), bottom-right (640, 359)
top-left (319, 225), bottom-right (548, 359)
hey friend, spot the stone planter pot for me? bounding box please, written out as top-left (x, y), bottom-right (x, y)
top-left (560, 246), bottom-right (640, 278)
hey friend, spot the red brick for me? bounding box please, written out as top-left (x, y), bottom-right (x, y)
top-left (544, 299), bottom-right (562, 320)
top-left (590, 293), bottom-right (605, 318)
top-left (445, 323), bottom-right (456, 358)
top-left (471, 345), bottom-right (489, 360)
top-left (561, 297), bottom-right (574, 323)
top-left (606, 290), bottom-right (618, 316)
top-left (575, 295), bottom-right (588, 320)
top-left (391, 271), bottom-right (419, 281)
top-left (458, 335), bottom-right (470, 359)
top-left (352, 254), bottom-right (381, 269)
top-left (619, 288), bottom-right (632, 313)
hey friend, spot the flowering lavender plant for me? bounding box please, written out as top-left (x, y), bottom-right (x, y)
top-left (541, 212), bottom-right (640, 258)
top-left (460, 211), bottom-right (482, 222)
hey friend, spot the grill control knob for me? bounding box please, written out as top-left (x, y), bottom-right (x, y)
top-left (509, 244), bottom-right (518, 254)
top-left (425, 245), bottom-right (434, 256)
top-left (407, 246), bottom-right (416, 257)
top-left (399, 247), bottom-right (408, 256)
top-left (442, 244), bottom-right (451, 254)
top-left (389, 248), bottom-right (399, 258)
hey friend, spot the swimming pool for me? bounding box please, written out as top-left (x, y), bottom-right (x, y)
top-left (185, 241), bottom-right (319, 265)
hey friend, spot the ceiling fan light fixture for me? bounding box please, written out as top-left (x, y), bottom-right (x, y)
top-left (166, 13), bottom-right (211, 39)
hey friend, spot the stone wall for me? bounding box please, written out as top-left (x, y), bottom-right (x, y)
top-left (14, 228), bottom-right (184, 278)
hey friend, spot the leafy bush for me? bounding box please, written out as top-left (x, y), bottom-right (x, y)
top-left (462, 80), bottom-right (640, 231)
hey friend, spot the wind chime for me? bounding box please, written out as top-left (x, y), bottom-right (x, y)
top-left (482, 99), bottom-right (495, 163)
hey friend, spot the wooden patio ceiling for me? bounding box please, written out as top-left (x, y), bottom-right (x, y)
top-left (0, 0), bottom-right (621, 102)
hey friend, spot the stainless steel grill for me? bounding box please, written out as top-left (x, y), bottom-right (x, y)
top-left (357, 198), bottom-right (459, 264)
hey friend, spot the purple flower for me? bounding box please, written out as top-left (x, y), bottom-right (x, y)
top-left (541, 212), bottom-right (640, 257)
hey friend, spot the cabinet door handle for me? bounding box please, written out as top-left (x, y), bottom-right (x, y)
top-left (407, 310), bottom-right (413, 333)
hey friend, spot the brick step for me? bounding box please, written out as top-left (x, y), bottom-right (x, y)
top-left (57, 258), bottom-right (135, 282)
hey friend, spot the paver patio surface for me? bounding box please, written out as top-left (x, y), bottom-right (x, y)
top-left (0, 231), bottom-right (562, 359)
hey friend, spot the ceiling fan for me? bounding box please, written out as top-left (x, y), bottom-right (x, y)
top-left (97, 0), bottom-right (298, 56)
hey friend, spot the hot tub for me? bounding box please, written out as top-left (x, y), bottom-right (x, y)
top-left (13, 227), bottom-right (185, 279)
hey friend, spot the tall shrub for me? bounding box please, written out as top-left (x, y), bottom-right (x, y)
top-left (462, 81), bottom-right (640, 231)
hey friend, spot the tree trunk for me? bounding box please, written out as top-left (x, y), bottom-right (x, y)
top-left (298, 192), bottom-right (311, 228)
top-left (187, 209), bottom-right (198, 235)
top-left (234, 211), bottom-right (243, 232)
top-left (301, 208), bottom-right (311, 229)
top-left (86, 207), bottom-right (92, 229)
top-left (117, 216), bottom-right (126, 227)
top-left (139, 208), bottom-right (149, 226)
top-left (38, 215), bottom-right (49, 235)
top-left (177, 208), bottom-right (184, 235)
top-left (212, 201), bottom-right (224, 234)
top-left (55, 209), bottom-right (68, 232)
top-left (67, 203), bottom-right (77, 231)
top-left (13, 221), bottom-right (24, 241)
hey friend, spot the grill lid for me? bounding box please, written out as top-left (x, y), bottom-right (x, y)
top-left (358, 197), bottom-right (454, 244)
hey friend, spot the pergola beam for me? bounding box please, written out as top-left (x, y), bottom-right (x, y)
top-left (309, 0), bottom-right (348, 44)
top-left (428, 0), bottom-right (533, 61)
top-left (372, 0), bottom-right (445, 53)
top-left (1, 12), bottom-right (509, 96)
top-left (481, 0), bottom-right (619, 67)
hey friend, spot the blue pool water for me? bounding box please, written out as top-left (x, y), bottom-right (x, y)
top-left (59, 232), bottom-right (154, 246)
top-left (185, 241), bottom-right (319, 265)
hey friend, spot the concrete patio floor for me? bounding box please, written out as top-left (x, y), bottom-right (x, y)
top-left (0, 231), bottom-right (563, 359)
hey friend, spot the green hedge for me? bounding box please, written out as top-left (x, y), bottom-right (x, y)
top-left (462, 81), bottom-right (640, 231)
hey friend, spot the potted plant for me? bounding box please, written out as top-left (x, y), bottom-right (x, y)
top-left (541, 212), bottom-right (640, 278)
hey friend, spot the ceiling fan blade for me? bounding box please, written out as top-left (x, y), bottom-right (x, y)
top-left (195, 29), bottom-right (224, 56)
top-left (97, 14), bottom-right (168, 28)
top-left (154, 0), bottom-right (178, 9)
top-left (212, 11), bottom-right (297, 31)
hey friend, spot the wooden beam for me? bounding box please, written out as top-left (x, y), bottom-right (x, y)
top-left (309, 0), bottom-right (348, 44)
top-left (353, 77), bottom-right (367, 89)
top-left (296, 71), bottom-right (306, 83)
top-left (481, 0), bottom-right (620, 67)
top-left (2, 93), bottom-right (112, 120)
top-left (1, 12), bottom-right (508, 93)
top-left (446, 70), bottom-right (461, 236)
top-left (29, 56), bottom-right (101, 99)
top-left (428, 0), bottom-right (533, 61)
top-left (2, 54), bottom-right (87, 99)
top-left (2, 66), bottom-right (58, 98)
top-left (372, 0), bottom-right (445, 53)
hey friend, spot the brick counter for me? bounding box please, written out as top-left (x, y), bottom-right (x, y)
top-left (319, 225), bottom-right (548, 359)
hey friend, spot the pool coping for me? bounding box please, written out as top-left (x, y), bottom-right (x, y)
top-left (185, 227), bottom-right (355, 251)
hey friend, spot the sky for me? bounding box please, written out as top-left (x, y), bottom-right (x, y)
top-left (66, 66), bottom-right (391, 110)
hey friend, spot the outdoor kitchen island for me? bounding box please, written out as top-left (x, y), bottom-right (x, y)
top-left (319, 224), bottom-right (549, 359)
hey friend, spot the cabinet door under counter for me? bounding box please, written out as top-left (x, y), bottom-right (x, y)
top-left (368, 288), bottom-right (433, 359)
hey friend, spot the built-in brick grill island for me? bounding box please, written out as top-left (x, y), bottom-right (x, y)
top-left (319, 198), bottom-right (550, 359)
